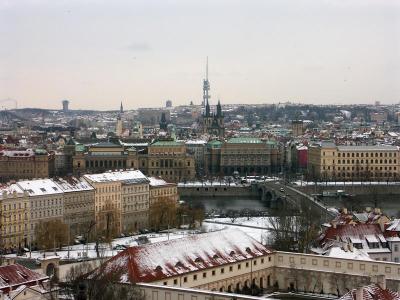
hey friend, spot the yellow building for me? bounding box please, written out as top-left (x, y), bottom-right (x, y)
top-left (16, 179), bottom-right (64, 247)
top-left (0, 184), bottom-right (30, 251)
top-left (308, 142), bottom-right (400, 180)
top-left (140, 140), bottom-right (195, 182)
top-left (84, 170), bottom-right (150, 237)
top-left (149, 177), bottom-right (179, 206)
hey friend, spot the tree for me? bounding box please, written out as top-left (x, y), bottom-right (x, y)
top-left (149, 197), bottom-right (177, 232)
top-left (35, 219), bottom-right (68, 251)
top-left (62, 261), bottom-right (143, 300)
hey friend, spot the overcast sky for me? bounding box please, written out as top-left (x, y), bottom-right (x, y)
top-left (1, 0), bottom-right (399, 110)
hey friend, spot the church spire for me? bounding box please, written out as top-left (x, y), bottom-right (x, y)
top-left (202, 57), bottom-right (210, 108)
top-left (120, 101), bottom-right (124, 113)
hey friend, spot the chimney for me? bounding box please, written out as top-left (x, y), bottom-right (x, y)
top-left (355, 287), bottom-right (364, 300)
top-left (342, 207), bottom-right (348, 215)
top-left (332, 219), bottom-right (337, 229)
top-left (374, 208), bottom-right (381, 214)
top-left (371, 274), bottom-right (386, 290)
top-left (348, 242), bottom-right (354, 252)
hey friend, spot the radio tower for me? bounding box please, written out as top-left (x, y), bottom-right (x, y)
top-left (202, 57), bottom-right (210, 107)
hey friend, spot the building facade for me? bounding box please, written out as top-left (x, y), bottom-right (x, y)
top-left (139, 140), bottom-right (195, 183)
top-left (16, 179), bottom-right (64, 247)
top-left (53, 177), bottom-right (95, 239)
top-left (0, 184), bottom-right (30, 251)
top-left (73, 141), bottom-right (138, 176)
top-left (308, 143), bottom-right (400, 180)
top-left (0, 149), bottom-right (55, 182)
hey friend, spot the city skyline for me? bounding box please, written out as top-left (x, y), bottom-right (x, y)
top-left (1, 0), bottom-right (400, 110)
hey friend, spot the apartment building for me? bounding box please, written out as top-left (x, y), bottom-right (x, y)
top-left (0, 149), bottom-right (55, 182)
top-left (0, 184), bottom-right (30, 250)
top-left (83, 173), bottom-right (123, 238)
top-left (16, 179), bottom-right (64, 246)
top-left (308, 142), bottom-right (400, 180)
top-left (53, 177), bottom-right (95, 239)
top-left (84, 170), bottom-right (150, 237)
top-left (149, 177), bottom-right (178, 206)
top-left (120, 171), bottom-right (150, 234)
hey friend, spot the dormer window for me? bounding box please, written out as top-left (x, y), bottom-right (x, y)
top-left (175, 262), bottom-right (184, 268)
top-left (17, 271), bottom-right (28, 279)
top-left (0, 275), bottom-right (10, 283)
top-left (155, 265), bottom-right (162, 272)
top-left (245, 247), bottom-right (252, 253)
top-left (213, 254), bottom-right (219, 259)
top-left (229, 251), bottom-right (235, 256)
top-left (194, 257), bottom-right (203, 263)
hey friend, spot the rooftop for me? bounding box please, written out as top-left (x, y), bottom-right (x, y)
top-left (17, 179), bottom-right (63, 196)
top-left (91, 229), bottom-right (272, 283)
top-left (151, 141), bottom-right (183, 147)
top-left (84, 170), bottom-right (149, 184)
top-left (227, 137), bottom-right (262, 144)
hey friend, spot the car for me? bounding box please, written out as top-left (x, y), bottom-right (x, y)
top-left (280, 187), bottom-right (285, 192)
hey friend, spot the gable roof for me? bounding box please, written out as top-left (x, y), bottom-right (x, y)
top-left (0, 264), bottom-right (48, 291)
top-left (92, 229), bottom-right (272, 284)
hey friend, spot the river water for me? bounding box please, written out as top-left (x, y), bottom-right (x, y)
top-left (181, 196), bottom-right (272, 215)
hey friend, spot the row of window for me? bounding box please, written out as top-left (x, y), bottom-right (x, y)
top-left (336, 159), bottom-right (397, 164)
top-left (323, 151), bottom-right (397, 158)
top-left (163, 257), bottom-right (272, 286)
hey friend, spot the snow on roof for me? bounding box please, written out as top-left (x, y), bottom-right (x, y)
top-left (324, 246), bottom-right (372, 261)
top-left (0, 184), bottom-right (25, 199)
top-left (53, 177), bottom-right (94, 192)
top-left (84, 170), bottom-right (148, 184)
top-left (0, 149), bottom-right (35, 158)
top-left (148, 177), bottom-right (175, 187)
top-left (365, 235), bottom-right (379, 243)
top-left (387, 219), bottom-right (400, 232)
top-left (339, 284), bottom-right (400, 300)
top-left (0, 264), bottom-right (48, 290)
top-left (185, 140), bottom-right (207, 145)
top-left (16, 179), bottom-right (63, 196)
top-left (93, 229), bottom-right (272, 283)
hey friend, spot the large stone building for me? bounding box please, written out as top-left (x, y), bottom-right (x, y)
top-left (308, 142), bottom-right (400, 180)
top-left (73, 140), bottom-right (138, 176)
top-left (88, 229), bottom-right (400, 297)
top-left (0, 184), bottom-right (30, 250)
top-left (0, 149), bottom-right (55, 182)
top-left (139, 140), bottom-right (195, 183)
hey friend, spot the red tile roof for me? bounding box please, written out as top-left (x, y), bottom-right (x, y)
top-left (91, 229), bottom-right (272, 283)
top-left (0, 264), bottom-right (48, 292)
top-left (339, 284), bottom-right (400, 300)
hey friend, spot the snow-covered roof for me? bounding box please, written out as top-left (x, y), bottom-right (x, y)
top-left (0, 264), bottom-right (48, 290)
top-left (53, 177), bottom-right (94, 192)
top-left (387, 219), bottom-right (400, 232)
top-left (84, 170), bottom-right (149, 184)
top-left (17, 179), bottom-right (63, 196)
top-left (324, 246), bottom-right (372, 261)
top-left (0, 184), bottom-right (25, 199)
top-left (339, 284), bottom-right (400, 300)
top-left (148, 177), bottom-right (175, 187)
top-left (92, 229), bottom-right (272, 283)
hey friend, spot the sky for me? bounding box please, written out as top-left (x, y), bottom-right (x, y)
top-left (0, 0), bottom-right (400, 110)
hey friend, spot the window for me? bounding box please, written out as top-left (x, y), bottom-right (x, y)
top-left (261, 258), bottom-right (264, 264)
top-left (238, 264), bottom-right (241, 270)
top-left (183, 277), bottom-right (187, 283)
top-left (246, 262), bottom-right (249, 267)
top-left (212, 270), bottom-right (215, 276)
top-left (229, 266), bottom-right (233, 272)
top-left (220, 268), bottom-right (224, 274)
top-left (174, 279), bottom-right (178, 285)
top-left (203, 272), bottom-right (206, 278)
top-left (163, 282), bottom-right (167, 285)
top-left (193, 275), bottom-right (197, 280)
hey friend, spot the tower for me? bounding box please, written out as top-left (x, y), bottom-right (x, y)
top-left (116, 115), bottom-right (123, 137)
top-left (159, 112), bottom-right (168, 131)
top-left (62, 100), bottom-right (69, 112)
top-left (120, 101), bottom-right (124, 113)
top-left (202, 57), bottom-right (210, 107)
